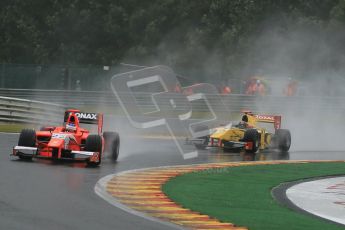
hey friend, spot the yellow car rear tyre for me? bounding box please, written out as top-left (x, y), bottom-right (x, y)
top-left (242, 129), bottom-right (259, 153)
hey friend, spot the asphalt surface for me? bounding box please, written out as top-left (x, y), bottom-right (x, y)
top-left (2, 133), bottom-right (345, 230)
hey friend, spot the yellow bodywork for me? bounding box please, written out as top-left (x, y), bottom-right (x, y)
top-left (211, 127), bottom-right (244, 142)
top-left (210, 114), bottom-right (272, 150)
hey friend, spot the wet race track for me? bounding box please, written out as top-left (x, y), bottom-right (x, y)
top-left (1, 132), bottom-right (345, 230)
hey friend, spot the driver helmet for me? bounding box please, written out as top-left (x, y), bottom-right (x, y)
top-left (66, 122), bottom-right (76, 132)
top-left (238, 120), bottom-right (248, 128)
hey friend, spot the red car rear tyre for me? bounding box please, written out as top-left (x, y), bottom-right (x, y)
top-left (85, 135), bottom-right (102, 166)
top-left (103, 132), bottom-right (120, 161)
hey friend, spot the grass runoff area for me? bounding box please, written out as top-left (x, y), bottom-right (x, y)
top-left (163, 162), bottom-right (345, 230)
top-left (0, 124), bottom-right (33, 133)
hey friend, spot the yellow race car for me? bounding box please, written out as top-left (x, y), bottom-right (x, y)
top-left (190, 112), bottom-right (291, 153)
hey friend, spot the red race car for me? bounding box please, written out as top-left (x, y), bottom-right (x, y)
top-left (12, 109), bottom-right (120, 166)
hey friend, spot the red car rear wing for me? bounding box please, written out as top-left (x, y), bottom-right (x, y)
top-left (64, 110), bottom-right (103, 134)
top-left (254, 114), bottom-right (281, 130)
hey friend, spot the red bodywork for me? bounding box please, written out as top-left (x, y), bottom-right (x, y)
top-left (14, 109), bottom-right (104, 163)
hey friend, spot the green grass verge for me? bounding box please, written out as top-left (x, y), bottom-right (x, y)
top-left (0, 124), bottom-right (36, 133)
top-left (163, 162), bottom-right (345, 230)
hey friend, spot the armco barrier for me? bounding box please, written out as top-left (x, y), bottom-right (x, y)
top-left (0, 89), bottom-right (344, 121)
top-left (0, 96), bottom-right (65, 125)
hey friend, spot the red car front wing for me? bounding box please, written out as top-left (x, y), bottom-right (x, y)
top-left (12, 146), bottom-right (100, 163)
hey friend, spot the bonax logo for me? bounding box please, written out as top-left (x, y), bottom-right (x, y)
top-left (255, 115), bottom-right (275, 121)
top-left (75, 113), bottom-right (97, 120)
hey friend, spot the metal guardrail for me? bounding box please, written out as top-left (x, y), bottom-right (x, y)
top-left (0, 88), bottom-right (115, 106)
top-left (0, 88), bottom-right (344, 126)
top-left (0, 95), bottom-right (65, 125)
top-left (0, 88), bottom-right (256, 114)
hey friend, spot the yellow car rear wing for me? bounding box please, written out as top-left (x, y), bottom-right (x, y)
top-left (254, 114), bottom-right (281, 130)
